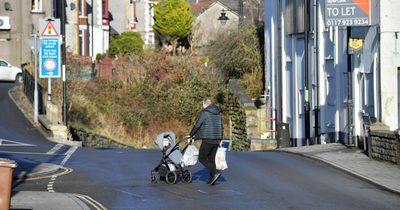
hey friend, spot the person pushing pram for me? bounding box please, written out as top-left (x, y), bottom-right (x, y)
top-left (189, 99), bottom-right (224, 185)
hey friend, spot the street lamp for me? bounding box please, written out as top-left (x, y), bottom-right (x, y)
top-left (218, 9), bottom-right (229, 25)
top-left (217, 0), bottom-right (243, 26)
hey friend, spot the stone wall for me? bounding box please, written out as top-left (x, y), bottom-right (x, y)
top-left (228, 91), bottom-right (250, 151)
top-left (70, 127), bottom-right (130, 149)
top-left (369, 124), bottom-right (400, 164)
top-left (228, 79), bottom-right (276, 151)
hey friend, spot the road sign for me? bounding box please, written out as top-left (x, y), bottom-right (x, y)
top-left (348, 37), bottom-right (363, 54)
top-left (325, 0), bottom-right (371, 27)
top-left (39, 17), bottom-right (61, 78)
top-left (41, 21), bottom-right (59, 37)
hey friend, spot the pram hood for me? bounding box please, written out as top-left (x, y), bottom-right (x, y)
top-left (155, 131), bottom-right (176, 150)
top-left (155, 131), bottom-right (182, 165)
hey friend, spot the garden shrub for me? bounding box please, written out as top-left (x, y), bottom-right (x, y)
top-left (109, 32), bottom-right (144, 57)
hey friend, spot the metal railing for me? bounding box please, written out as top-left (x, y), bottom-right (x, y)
top-left (22, 69), bottom-right (46, 115)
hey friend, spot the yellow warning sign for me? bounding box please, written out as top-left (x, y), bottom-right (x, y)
top-left (41, 21), bottom-right (59, 37)
top-left (348, 37), bottom-right (363, 54)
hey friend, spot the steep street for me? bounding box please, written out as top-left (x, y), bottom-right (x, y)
top-left (1, 83), bottom-right (400, 209)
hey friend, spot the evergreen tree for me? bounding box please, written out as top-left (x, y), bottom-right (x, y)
top-left (153, 0), bottom-right (194, 55)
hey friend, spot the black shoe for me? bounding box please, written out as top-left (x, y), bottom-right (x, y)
top-left (207, 173), bottom-right (213, 184)
top-left (209, 173), bottom-right (221, 185)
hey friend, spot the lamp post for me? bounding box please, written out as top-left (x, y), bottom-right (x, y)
top-left (217, 0), bottom-right (243, 25)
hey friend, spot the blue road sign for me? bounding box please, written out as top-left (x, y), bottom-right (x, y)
top-left (40, 18), bottom-right (61, 78)
top-left (40, 38), bottom-right (61, 78)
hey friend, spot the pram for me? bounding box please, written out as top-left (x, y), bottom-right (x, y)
top-left (151, 131), bottom-right (198, 184)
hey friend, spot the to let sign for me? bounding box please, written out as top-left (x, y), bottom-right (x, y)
top-left (325, 0), bottom-right (371, 27)
top-left (39, 18), bottom-right (61, 78)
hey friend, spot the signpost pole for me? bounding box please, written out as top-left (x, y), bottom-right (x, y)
top-left (48, 79), bottom-right (52, 101)
top-left (61, 0), bottom-right (68, 126)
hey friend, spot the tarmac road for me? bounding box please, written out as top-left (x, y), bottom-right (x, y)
top-left (1, 83), bottom-right (400, 210)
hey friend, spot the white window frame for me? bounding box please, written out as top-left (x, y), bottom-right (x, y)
top-left (79, 30), bottom-right (85, 56)
top-left (31, 0), bottom-right (42, 13)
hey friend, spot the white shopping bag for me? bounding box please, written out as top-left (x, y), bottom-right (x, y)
top-left (215, 147), bottom-right (228, 170)
top-left (182, 145), bottom-right (199, 167)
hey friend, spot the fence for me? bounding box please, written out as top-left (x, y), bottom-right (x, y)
top-left (23, 69), bottom-right (45, 115)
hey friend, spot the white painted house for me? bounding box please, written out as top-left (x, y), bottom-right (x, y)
top-left (265, 0), bottom-right (400, 148)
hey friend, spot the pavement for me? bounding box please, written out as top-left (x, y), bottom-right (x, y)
top-left (278, 143), bottom-right (400, 195)
top-left (11, 191), bottom-right (90, 210)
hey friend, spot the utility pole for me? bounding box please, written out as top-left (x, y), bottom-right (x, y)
top-left (304, 0), bottom-right (311, 145)
top-left (61, 0), bottom-right (68, 126)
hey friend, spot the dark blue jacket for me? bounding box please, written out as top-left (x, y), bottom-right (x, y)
top-left (190, 104), bottom-right (223, 143)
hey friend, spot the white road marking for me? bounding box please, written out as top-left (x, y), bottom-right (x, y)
top-left (0, 138), bottom-right (35, 146)
top-left (60, 146), bottom-right (78, 165)
top-left (114, 189), bottom-right (145, 198)
top-left (198, 189), bottom-right (207, 194)
top-left (46, 144), bottom-right (64, 154)
top-left (47, 146), bottom-right (78, 193)
top-left (0, 150), bottom-right (64, 155)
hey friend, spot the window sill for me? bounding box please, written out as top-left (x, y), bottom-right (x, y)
top-left (31, 11), bottom-right (45, 14)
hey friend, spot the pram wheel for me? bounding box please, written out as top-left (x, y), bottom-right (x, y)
top-left (151, 171), bottom-right (158, 184)
top-left (181, 170), bottom-right (192, 183)
top-left (165, 171), bottom-right (177, 184)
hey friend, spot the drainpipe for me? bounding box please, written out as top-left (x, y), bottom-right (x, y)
top-left (91, 0), bottom-right (95, 77)
top-left (347, 27), bottom-right (353, 145)
top-left (313, 0), bottom-right (320, 144)
top-left (304, 0), bottom-right (311, 145)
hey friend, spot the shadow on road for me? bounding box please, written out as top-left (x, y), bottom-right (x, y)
top-left (192, 168), bottom-right (227, 184)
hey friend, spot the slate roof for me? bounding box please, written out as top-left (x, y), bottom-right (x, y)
top-left (191, 0), bottom-right (239, 16)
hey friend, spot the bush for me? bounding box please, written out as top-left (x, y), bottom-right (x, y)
top-left (207, 25), bottom-right (264, 98)
top-left (208, 25), bottom-right (262, 78)
top-left (109, 32), bottom-right (144, 57)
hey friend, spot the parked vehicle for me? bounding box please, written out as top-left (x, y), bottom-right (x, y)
top-left (0, 59), bottom-right (23, 83)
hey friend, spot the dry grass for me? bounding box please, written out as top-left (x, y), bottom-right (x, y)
top-left (65, 51), bottom-right (229, 148)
